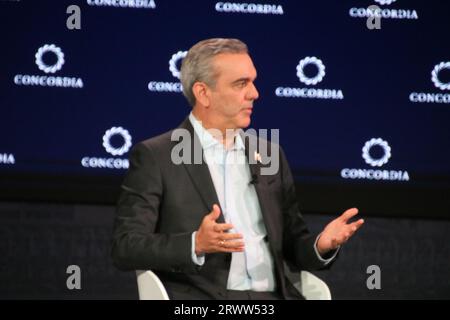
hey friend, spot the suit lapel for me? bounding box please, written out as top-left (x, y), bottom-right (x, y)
top-left (176, 118), bottom-right (225, 223)
top-left (243, 133), bottom-right (285, 290)
top-left (243, 133), bottom-right (278, 243)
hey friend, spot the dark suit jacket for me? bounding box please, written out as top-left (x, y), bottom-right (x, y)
top-left (111, 117), bottom-right (333, 299)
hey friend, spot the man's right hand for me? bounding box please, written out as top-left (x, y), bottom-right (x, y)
top-left (195, 204), bottom-right (244, 255)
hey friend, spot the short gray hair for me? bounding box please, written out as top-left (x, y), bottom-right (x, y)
top-left (180, 38), bottom-right (248, 106)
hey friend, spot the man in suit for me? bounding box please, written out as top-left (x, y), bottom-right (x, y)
top-left (111, 38), bottom-right (364, 300)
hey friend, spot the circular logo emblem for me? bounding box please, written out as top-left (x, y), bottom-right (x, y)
top-left (374, 0), bottom-right (397, 5)
top-left (362, 138), bottom-right (391, 167)
top-left (169, 51), bottom-right (187, 79)
top-left (296, 56), bottom-right (326, 85)
top-left (35, 44), bottom-right (65, 74)
top-left (102, 127), bottom-right (132, 156)
top-left (431, 62), bottom-right (450, 91)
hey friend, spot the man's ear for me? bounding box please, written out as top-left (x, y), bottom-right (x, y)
top-left (192, 82), bottom-right (211, 107)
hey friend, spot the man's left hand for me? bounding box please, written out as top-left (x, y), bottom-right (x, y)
top-left (316, 208), bottom-right (364, 256)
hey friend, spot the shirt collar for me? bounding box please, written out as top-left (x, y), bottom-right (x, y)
top-left (188, 112), bottom-right (245, 151)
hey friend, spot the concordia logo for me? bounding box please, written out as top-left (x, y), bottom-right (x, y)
top-left (341, 138), bottom-right (410, 182)
top-left (87, 0), bottom-right (156, 9)
top-left (275, 56), bottom-right (344, 100)
top-left (349, 0), bottom-right (419, 20)
top-left (0, 153), bottom-right (15, 165)
top-left (148, 50), bottom-right (186, 93)
top-left (81, 126), bottom-right (132, 170)
top-left (14, 44), bottom-right (84, 89)
top-left (409, 61), bottom-right (450, 104)
top-left (215, 2), bottom-right (284, 15)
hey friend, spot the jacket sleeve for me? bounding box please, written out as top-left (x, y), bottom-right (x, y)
top-left (111, 142), bottom-right (200, 274)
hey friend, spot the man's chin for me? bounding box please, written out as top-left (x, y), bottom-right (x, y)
top-left (239, 116), bottom-right (251, 129)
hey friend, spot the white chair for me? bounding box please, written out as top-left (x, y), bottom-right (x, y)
top-left (136, 270), bottom-right (169, 300)
top-left (136, 270), bottom-right (331, 300)
top-left (295, 271), bottom-right (331, 300)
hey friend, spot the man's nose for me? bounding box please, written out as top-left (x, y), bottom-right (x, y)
top-left (247, 82), bottom-right (259, 100)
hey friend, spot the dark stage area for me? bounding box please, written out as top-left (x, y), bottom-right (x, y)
top-left (1, 201), bottom-right (448, 300)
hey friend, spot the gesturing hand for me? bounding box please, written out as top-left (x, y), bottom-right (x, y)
top-left (195, 204), bottom-right (245, 255)
top-left (316, 208), bottom-right (364, 256)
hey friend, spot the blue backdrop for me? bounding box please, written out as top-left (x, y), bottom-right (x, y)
top-left (1, 0), bottom-right (449, 216)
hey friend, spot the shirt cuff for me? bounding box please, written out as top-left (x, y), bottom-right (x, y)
top-left (191, 232), bottom-right (205, 266)
top-left (314, 233), bottom-right (340, 265)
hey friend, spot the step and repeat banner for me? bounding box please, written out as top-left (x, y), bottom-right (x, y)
top-left (1, 1), bottom-right (449, 212)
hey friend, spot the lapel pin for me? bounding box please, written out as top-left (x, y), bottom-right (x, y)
top-left (254, 151), bottom-right (262, 163)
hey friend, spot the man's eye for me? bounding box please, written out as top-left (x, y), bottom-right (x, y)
top-left (237, 81), bottom-right (247, 87)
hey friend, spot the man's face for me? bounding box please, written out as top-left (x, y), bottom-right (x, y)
top-left (208, 53), bottom-right (259, 130)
